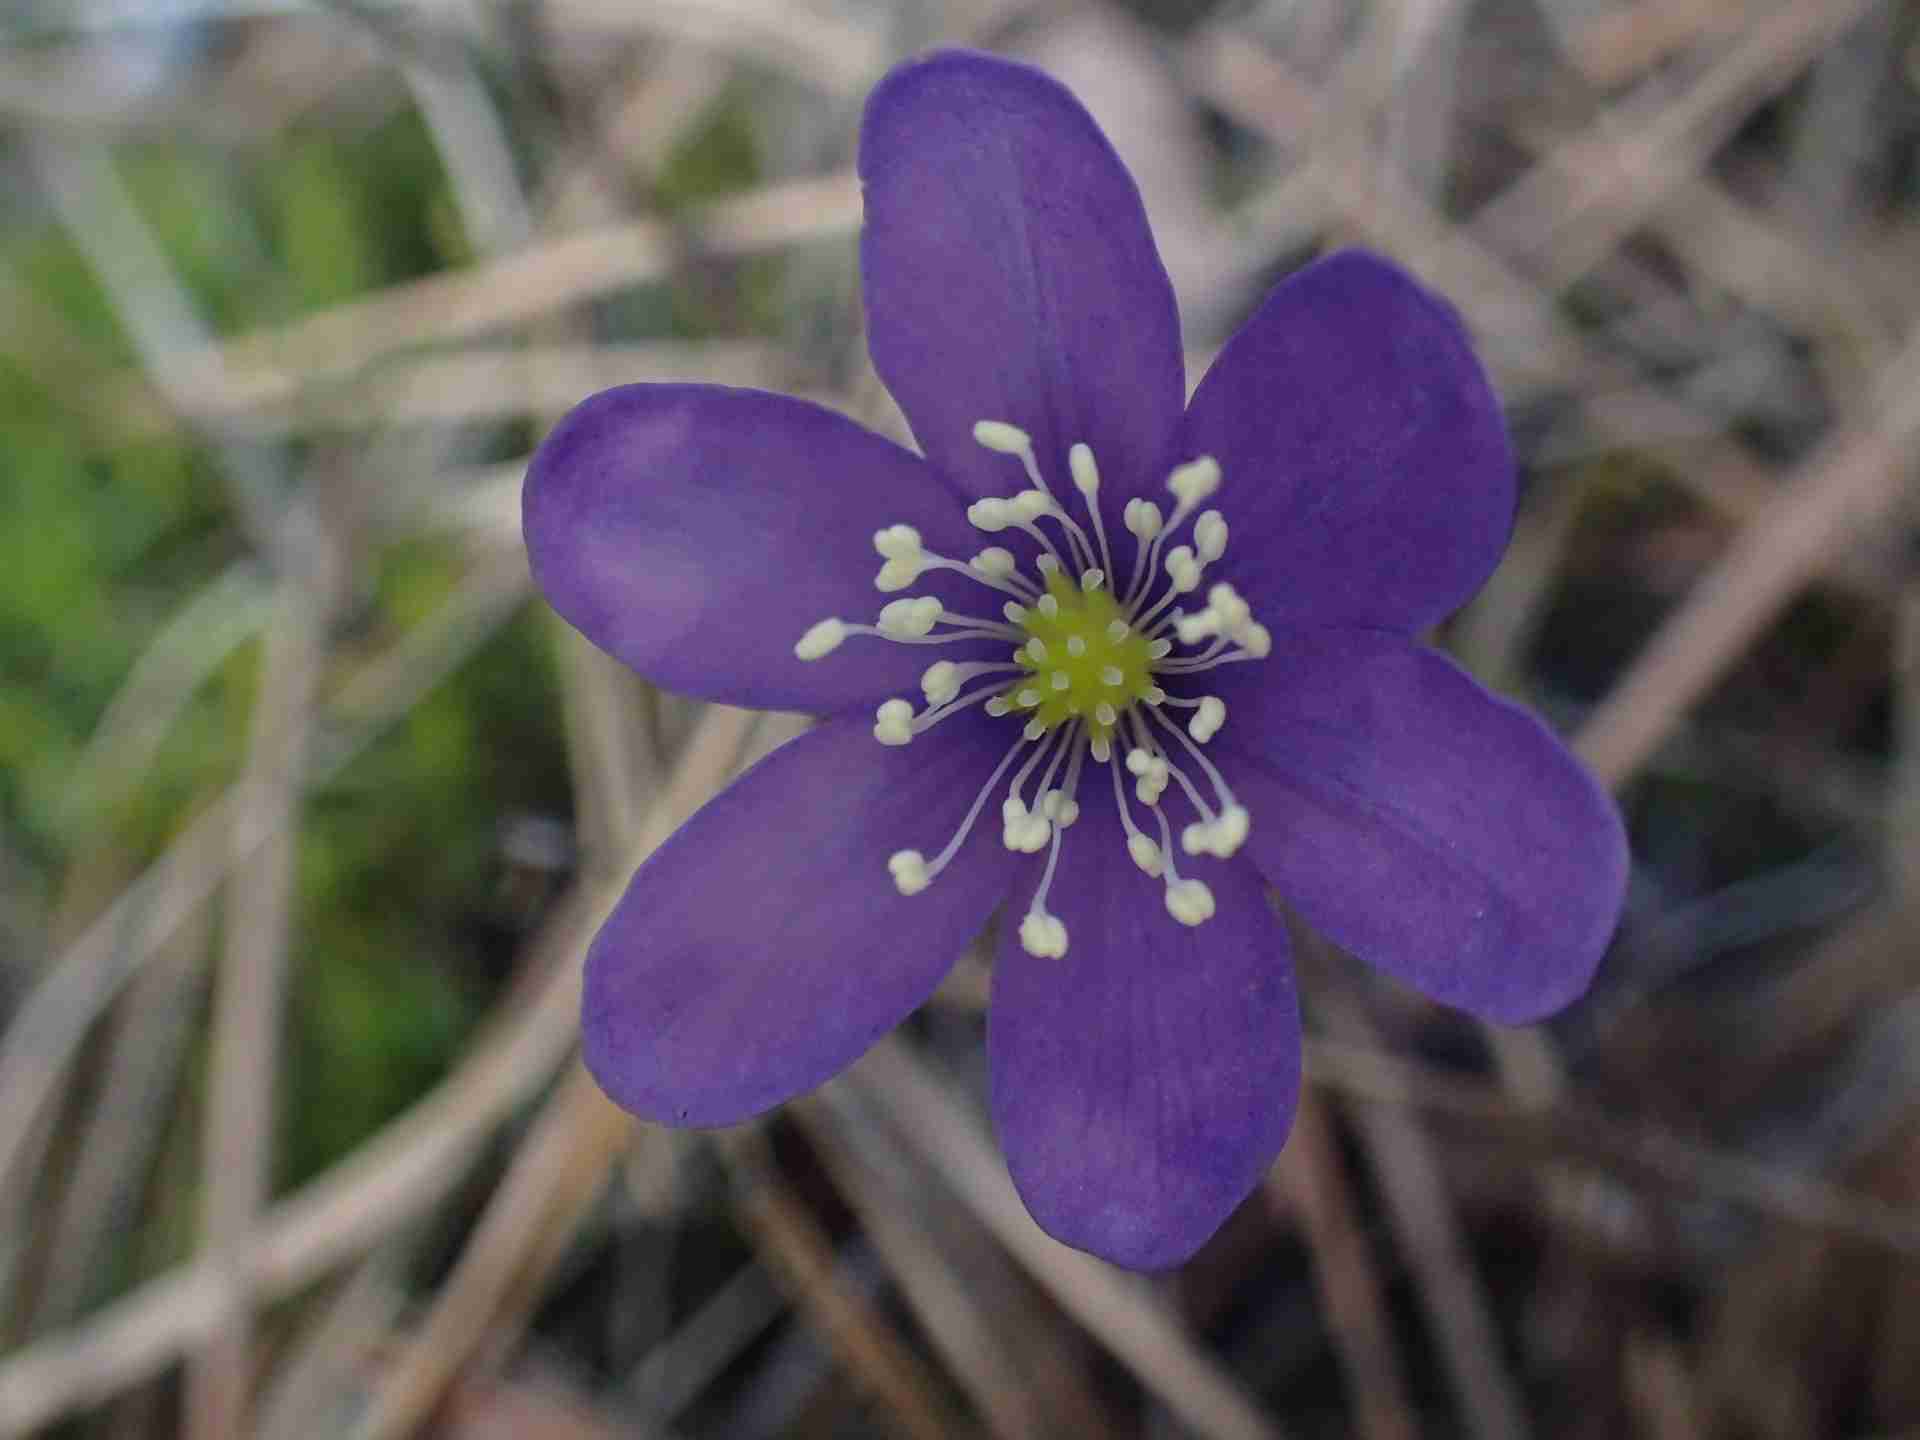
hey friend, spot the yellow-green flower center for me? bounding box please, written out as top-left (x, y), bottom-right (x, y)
top-left (1008, 572), bottom-right (1155, 748)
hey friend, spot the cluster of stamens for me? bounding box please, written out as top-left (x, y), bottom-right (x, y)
top-left (795, 421), bottom-right (1270, 958)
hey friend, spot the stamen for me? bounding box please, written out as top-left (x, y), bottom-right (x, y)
top-left (973, 421), bottom-right (1101, 575)
top-left (794, 618), bottom-right (847, 660)
top-left (1019, 723), bottom-right (1087, 958)
top-left (1002, 725), bottom-right (1070, 852)
top-left (1133, 546), bottom-right (1203, 629)
top-left (873, 699), bottom-right (914, 746)
top-left (1194, 510), bottom-right (1228, 563)
top-left (1147, 704), bottom-right (1249, 857)
top-left (1069, 442), bottom-right (1118, 581)
top-left (1126, 455), bottom-right (1219, 609)
top-left (1109, 753), bottom-right (1163, 876)
top-left (1157, 693), bottom-right (1226, 743)
top-left (914, 682), bottom-right (1010, 735)
top-left (1149, 805), bottom-right (1216, 926)
top-left (887, 730), bottom-right (1031, 894)
top-left (1126, 712), bottom-right (1213, 825)
top-left (971, 545), bottom-right (1017, 577)
top-left (1189, 696), bottom-right (1225, 742)
top-left (921, 660), bottom-right (1021, 706)
top-left (869, 429), bottom-right (1258, 938)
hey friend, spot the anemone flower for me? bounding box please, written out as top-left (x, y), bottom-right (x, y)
top-left (523, 49), bottom-right (1627, 1269)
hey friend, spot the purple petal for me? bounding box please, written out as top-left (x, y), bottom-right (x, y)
top-left (1179, 250), bottom-right (1515, 632)
top-left (584, 713), bottom-right (1020, 1126)
top-left (990, 779), bottom-right (1299, 1270)
top-left (1210, 630), bottom-right (1627, 1023)
top-left (859, 50), bottom-right (1185, 507)
top-left (525, 383), bottom-right (997, 713)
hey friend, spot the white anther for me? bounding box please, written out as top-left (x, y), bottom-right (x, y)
top-left (985, 696), bottom-right (1013, 717)
top-left (1100, 666), bottom-right (1123, 687)
top-left (1022, 717), bottom-right (1046, 741)
top-left (874, 558), bottom-right (921, 592)
top-left (1036, 593), bottom-right (1060, 617)
top-left (1035, 554), bottom-right (1061, 576)
top-left (971, 546), bottom-right (1016, 577)
top-left (888, 849), bottom-right (930, 895)
top-left (1003, 601), bottom-right (1028, 624)
top-left (1210, 803), bottom-right (1250, 857)
top-left (1165, 877), bottom-right (1216, 926)
top-left (1069, 442), bottom-right (1100, 496)
top-left (1049, 671), bottom-right (1070, 692)
top-left (1066, 635), bottom-right (1086, 657)
top-left (1094, 702), bottom-right (1117, 726)
top-left (795, 618), bottom-right (847, 660)
top-left (1175, 611), bottom-right (1218, 645)
top-left (873, 699), bottom-right (915, 746)
top-left (1016, 688), bottom-right (1041, 708)
top-left (1001, 800), bottom-right (1050, 853)
top-left (1080, 568), bottom-right (1105, 591)
top-left (1125, 747), bottom-right (1169, 805)
top-left (1052, 796), bottom-right (1080, 827)
top-left (1090, 735), bottom-right (1111, 763)
top-left (874, 524), bottom-right (922, 560)
top-left (1148, 639), bottom-right (1173, 659)
top-left (1106, 620), bottom-right (1129, 642)
top-left (1128, 832), bottom-right (1164, 876)
top-left (1018, 911), bottom-right (1068, 958)
top-left (877, 596), bottom-right (941, 637)
top-left (1177, 803), bottom-right (1250, 860)
top-left (1026, 638), bottom-right (1049, 663)
top-left (1165, 545), bottom-right (1201, 593)
top-left (1013, 489), bottom-right (1053, 522)
top-left (967, 498), bottom-right (1013, 533)
top-left (1145, 686), bottom-right (1167, 704)
top-left (1194, 510), bottom-right (1228, 563)
top-left (921, 661), bottom-right (961, 705)
top-left (1208, 583), bottom-right (1250, 629)
top-left (1238, 622), bottom-right (1272, 658)
top-left (1188, 696), bottom-right (1226, 743)
top-left (973, 420), bottom-right (1033, 454)
top-left (1167, 456), bottom-right (1221, 507)
top-left (1123, 498), bottom-right (1163, 541)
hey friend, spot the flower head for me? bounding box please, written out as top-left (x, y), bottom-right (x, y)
top-left (523, 50), bottom-right (1628, 1270)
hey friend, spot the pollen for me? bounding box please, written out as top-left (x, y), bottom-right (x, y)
top-left (1006, 571), bottom-right (1154, 750)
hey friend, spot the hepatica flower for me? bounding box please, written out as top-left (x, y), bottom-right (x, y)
top-left (525, 51), bottom-right (1627, 1269)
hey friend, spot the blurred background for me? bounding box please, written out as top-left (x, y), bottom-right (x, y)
top-left (3, 0), bottom-right (1919, 1436)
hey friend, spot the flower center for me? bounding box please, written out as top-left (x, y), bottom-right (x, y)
top-left (1006, 572), bottom-right (1154, 748)
top-left (793, 421), bottom-right (1269, 959)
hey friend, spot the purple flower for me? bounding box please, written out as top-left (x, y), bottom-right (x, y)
top-left (523, 50), bottom-right (1628, 1270)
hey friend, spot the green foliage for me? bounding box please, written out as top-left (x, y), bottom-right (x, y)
top-left (0, 94), bottom-right (568, 1200)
